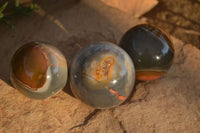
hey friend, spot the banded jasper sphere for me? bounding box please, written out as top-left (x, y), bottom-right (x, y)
top-left (70, 42), bottom-right (135, 109)
top-left (120, 24), bottom-right (174, 81)
top-left (10, 42), bottom-right (68, 99)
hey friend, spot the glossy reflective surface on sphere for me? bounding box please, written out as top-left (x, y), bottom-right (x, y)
top-left (70, 42), bottom-right (135, 109)
top-left (120, 24), bottom-right (174, 81)
top-left (10, 42), bottom-right (68, 99)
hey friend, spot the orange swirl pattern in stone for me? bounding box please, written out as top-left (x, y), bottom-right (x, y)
top-left (109, 88), bottom-right (126, 100)
top-left (12, 44), bottom-right (49, 90)
top-left (136, 71), bottom-right (166, 81)
top-left (95, 57), bottom-right (115, 82)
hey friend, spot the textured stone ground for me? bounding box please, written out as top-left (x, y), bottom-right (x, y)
top-left (0, 0), bottom-right (200, 132)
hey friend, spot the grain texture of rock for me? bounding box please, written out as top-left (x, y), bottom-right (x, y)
top-left (0, 0), bottom-right (199, 132)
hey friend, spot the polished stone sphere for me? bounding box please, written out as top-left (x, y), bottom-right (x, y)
top-left (120, 24), bottom-right (174, 81)
top-left (70, 42), bottom-right (135, 109)
top-left (10, 42), bottom-right (68, 99)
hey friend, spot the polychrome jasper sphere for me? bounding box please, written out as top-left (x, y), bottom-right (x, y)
top-left (10, 42), bottom-right (68, 99)
top-left (120, 24), bottom-right (174, 81)
top-left (70, 42), bottom-right (135, 109)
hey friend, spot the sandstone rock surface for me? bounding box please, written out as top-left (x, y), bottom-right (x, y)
top-left (101, 0), bottom-right (158, 17)
top-left (0, 0), bottom-right (199, 132)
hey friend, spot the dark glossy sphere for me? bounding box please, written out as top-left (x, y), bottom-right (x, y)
top-left (10, 42), bottom-right (68, 99)
top-left (120, 24), bottom-right (174, 81)
top-left (70, 42), bottom-right (135, 109)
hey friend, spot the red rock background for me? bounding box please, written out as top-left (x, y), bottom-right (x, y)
top-left (0, 0), bottom-right (200, 132)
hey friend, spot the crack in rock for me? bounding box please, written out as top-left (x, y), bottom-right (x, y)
top-left (70, 109), bottom-right (100, 130)
top-left (119, 121), bottom-right (127, 133)
top-left (109, 109), bottom-right (127, 133)
top-left (130, 87), bottom-right (150, 104)
top-left (174, 45), bottom-right (187, 65)
top-left (121, 81), bottom-right (150, 106)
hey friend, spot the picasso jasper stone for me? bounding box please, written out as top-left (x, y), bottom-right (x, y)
top-left (120, 24), bottom-right (174, 81)
top-left (10, 42), bottom-right (68, 99)
top-left (70, 42), bottom-right (135, 109)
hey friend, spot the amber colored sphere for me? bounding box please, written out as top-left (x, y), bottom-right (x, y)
top-left (10, 42), bottom-right (68, 99)
top-left (70, 42), bottom-right (135, 109)
top-left (119, 24), bottom-right (174, 81)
